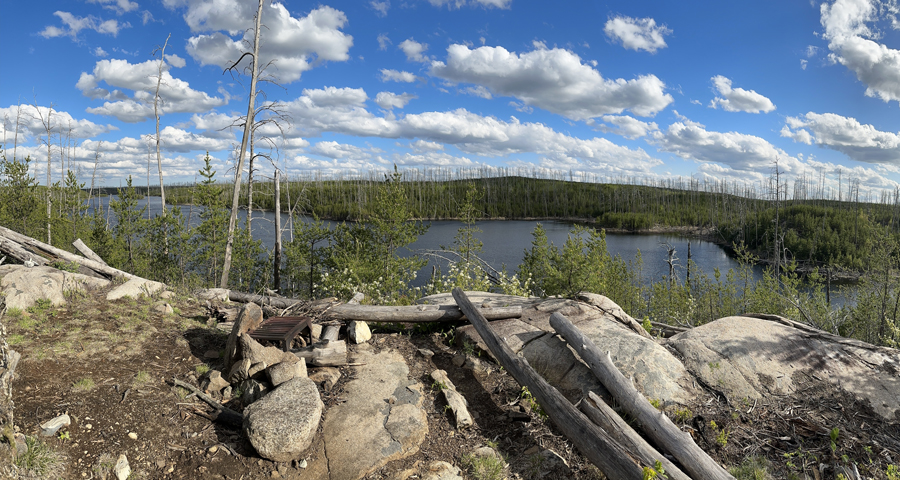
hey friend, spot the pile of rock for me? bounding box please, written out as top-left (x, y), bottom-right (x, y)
top-left (196, 302), bottom-right (327, 462)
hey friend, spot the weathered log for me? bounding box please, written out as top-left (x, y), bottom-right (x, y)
top-left (227, 289), bottom-right (522, 323)
top-left (327, 304), bottom-right (522, 323)
top-left (321, 325), bottom-right (340, 342)
top-left (0, 237), bottom-right (48, 266)
top-left (451, 288), bottom-right (644, 479)
top-left (0, 225), bottom-right (136, 281)
top-left (73, 238), bottom-right (107, 266)
top-left (550, 312), bottom-right (735, 480)
top-left (293, 340), bottom-right (347, 367)
top-left (649, 321), bottom-right (689, 338)
top-left (580, 392), bottom-right (689, 480)
top-left (169, 378), bottom-right (243, 428)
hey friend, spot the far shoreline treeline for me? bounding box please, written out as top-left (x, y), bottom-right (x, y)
top-left (134, 173), bottom-right (900, 274)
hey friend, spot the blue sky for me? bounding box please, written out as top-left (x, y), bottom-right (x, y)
top-left (1, 0), bottom-right (898, 198)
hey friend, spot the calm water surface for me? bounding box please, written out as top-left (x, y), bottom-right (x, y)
top-left (95, 196), bottom-right (756, 287)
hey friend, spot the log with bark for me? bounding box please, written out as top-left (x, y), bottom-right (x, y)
top-left (549, 311), bottom-right (735, 480)
top-left (451, 288), bottom-right (644, 479)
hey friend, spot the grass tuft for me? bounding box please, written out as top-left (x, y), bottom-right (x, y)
top-left (71, 377), bottom-right (95, 392)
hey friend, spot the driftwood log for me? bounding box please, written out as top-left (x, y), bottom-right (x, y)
top-left (451, 288), bottom-right (644, 479)
top-left (580, 392), bottom-right (689, 480)
top-left (169, 378), bottom-right (243, 428)
top-left (0, 225), bottom-right (136, 281)
top-left (549, 312), bottom-right (735, 480)
top-left (293, 340), bottom-right (347, 366)
top-left (73, 238), bottom-right (108, 266)
top-left (0, 237), bottom-right (48, 267)
top-left (227, 290), bottom-right (522, 323)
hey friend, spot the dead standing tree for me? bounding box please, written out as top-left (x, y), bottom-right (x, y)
top-left (220, 0), bottom-right (265, 289)
top-left (31, 101), bottom-right (55, 245)
top-left (152, 33), bottom-right (171, 216)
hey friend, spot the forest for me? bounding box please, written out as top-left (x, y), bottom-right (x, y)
top-left (1, 149), bottom-right (899, 349)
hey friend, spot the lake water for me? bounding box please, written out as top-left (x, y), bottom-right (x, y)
top-left (91, 196), bottom-right (757, 287)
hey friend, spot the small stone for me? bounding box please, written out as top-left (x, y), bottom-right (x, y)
top-left (204, 350), bottom-right (220, 359)
top-left (84, 424), bottom-right (92, 430)
top-left (451, 354), bottom-right (466, 368)
top-left (156, 459), bottom-right (166, 469)
top-left (298, 459), bottom-right (308, 469)
top-left (418, 349), bottom-right (435, 359)
top-left (114, 454), bottom-right (131, 480)
top-left (349, 321), bottom-right (371, 344)
top-left (40, 414), bottom-right (71, 437)
top-left (127, 432), bottom-right (137, 440)
top-left (208, 445), bottom-right (219, 454)
top-left (524, 445), bottom-right (540, 455)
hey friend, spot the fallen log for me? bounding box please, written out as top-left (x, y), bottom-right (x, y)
top-left (73, 238), bottom-right (107, 266)
top-left (451, 288), bottom-right (644, 479)
top-left (293, 340), bottom-right (347, 367)
top-left (0, 225), bottom-right (136, 281)
top-left (227, 289), bottom-right (522, 323)
top-left (169, 378), bottom-right (243, 428)
top-left (0, 237), bottom-right (48, 267)
top-left (550, 312), bottom-right (735, 480)
top-left (580, 392), bottom-right (689, 480)
top-left (327, 303), bottom-right (522, 323)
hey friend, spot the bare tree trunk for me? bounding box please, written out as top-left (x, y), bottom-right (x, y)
top-left (274, 168), bottom-right (282, 292)
top-left (154, 34), bottom-right (170, 216)
top-left (33, 101), bottom-right (55, 244)
top-left (88, 141), bottom-right (102, 211)
top-left (248, 129), bottom-right (254, 233)
top-left (220, 0), bottom-right (264, 289)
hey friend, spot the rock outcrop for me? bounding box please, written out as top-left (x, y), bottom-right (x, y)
top-left (0, 265), bottom-right (109, 310)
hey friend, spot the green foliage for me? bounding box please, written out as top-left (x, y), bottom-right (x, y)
top-left (191, 153), bottom-right (229, 287)
top-left (461, 448), bottom-right (506, 480)
top-left (71, 377), bottom-right (95, 392)
top-left (15, 436), bottom-right (64, 477)
top-left (110, 175), bottom-right (147, 274)
top-left (284, 216), bottom-right (331, 298)
top-left (0, 153), bottom-right (40, 236)
top-left (49, 260), bottom-right (80, 273)
top-left (642, 460), bottom-right (667, 480)
top-left (729, 456), bottom-right (771, 480)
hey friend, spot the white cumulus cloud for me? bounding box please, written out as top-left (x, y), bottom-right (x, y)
top-left (375, 92), bottom-right (417, 109)
top-left (39, 11), bottom-right (130, 38)
top-left (174, 1), bottom-right (353, 84)
top-left (400, 38), bottom-right (429, 62)
top-left (87, 0), bottom-right (140, 14)
top-left (380, 69), bottom-right (418, 83)
top-left (709, 76), bottom-right (776, 113)
top-left (429, 42), bottom-right (673, 120)
top-left (604, 16), bottom-right (671, 53)
top-left (77, 58), bottom-right (227, 122)
top-left (428, 0), bottom-right (511, 9)
top-left (820, 0), bottom-right (900, 103)
top-left (595, 115), bottom-right (658, 139)
top-left (781, 112), bottom-right (900, 164)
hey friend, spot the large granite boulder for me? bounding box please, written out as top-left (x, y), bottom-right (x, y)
top-left (0, 265), bottom-right (109, 310)
top-left (106, 277), bottom-right (165, 301)
top-left (669, 314), bottom-right (900, 420)
top-left (243, 377), bottom-right (323, 462)
top-left (451, 293), bottom-right (698, 405)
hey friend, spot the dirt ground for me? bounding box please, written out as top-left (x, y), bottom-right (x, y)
top-left (3, 284), bottom-right (899, 479)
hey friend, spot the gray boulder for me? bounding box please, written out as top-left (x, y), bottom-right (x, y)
top-left (0, 265), bottom-right (109, 310)
top-left (243, 377), bottom-right (323, 462)
top-left (106, 277), bottom-right (165, 301)
top-left (669, 315), bottom-right (900, 420)
top-left (267, 358), bottom-right (307, 387)
top-left (456, 294), bottom-right (697, 405)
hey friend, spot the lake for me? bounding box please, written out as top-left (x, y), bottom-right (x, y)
top-left (91, 196), bottom-right (757, 287)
